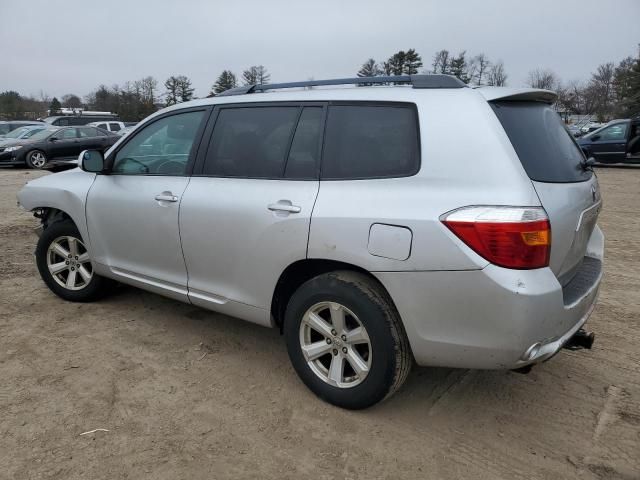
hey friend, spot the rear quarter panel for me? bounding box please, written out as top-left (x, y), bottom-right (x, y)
top-left (308, 89), bottom-right (541, 272)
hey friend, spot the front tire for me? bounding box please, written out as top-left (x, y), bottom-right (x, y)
top-left (35, 220), bottom-right (112, 302)
top-left (25, 150), bottom-right (47, 169)
top-left (284, 271), bottom-right (412, 409)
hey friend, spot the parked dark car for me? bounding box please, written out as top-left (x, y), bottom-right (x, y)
top-left (0, 126), bottom-right (119, 169)
top-left (0, 120), bottom-right (43, 137)
top-left (42, 115), bottom-right (120, 126)
top-left (578, 119), bottom-right (640, 164)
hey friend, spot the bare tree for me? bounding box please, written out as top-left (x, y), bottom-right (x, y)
top-left (61, 94), bottom-right (82, 108)
top-left (487, 61), bottom-right (508, 86)
top-left (472, 53), bottom-right (491, 86)
top-left (527, 68), bottom-right (559, 90)
top-left (432, 49), bottom-right (450, 74)
top-left (242, 65), bottom-right (270, 85)
top-left (588, 62), bottom-right (616, 121)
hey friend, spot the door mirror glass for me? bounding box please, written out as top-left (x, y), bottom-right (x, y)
top-left (80, 150), bottom-right (105, 173)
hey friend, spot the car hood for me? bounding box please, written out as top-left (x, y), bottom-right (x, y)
top-left (0, 137), bottom-right (40, 148)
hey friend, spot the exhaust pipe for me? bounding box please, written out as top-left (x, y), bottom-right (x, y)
top-left (563, 329), bottom-right (595, 350)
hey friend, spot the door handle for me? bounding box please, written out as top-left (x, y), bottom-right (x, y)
top-left (155, 193), bottom-right (178, 202)
top-left (268, 201), bottom-right (301, 214)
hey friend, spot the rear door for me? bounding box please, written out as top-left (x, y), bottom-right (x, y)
top-left (179, 103), bottom-right (324, 321)
top-left (491, 101), bottom-right (601, 285)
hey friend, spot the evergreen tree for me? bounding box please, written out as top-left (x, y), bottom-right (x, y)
top-left (164, 76), bottom-right (180, 106)
top-left (449, 51), bottom-right (470, 83)
top-left (357, 58), bottom-right (381, 78)
top-left (177, 76), bottom-right (195, 102)
top-left (211, 70), bottom-right (238, 95)
top-left (49, 97), bottom-right (61, 114)
top-left (402, 49), bottom-right (422, 75)
top-left (386, 51), bottom-right (406, 76)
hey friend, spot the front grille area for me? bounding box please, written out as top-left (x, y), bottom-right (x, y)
top-left (562, 257), bottom-right (602, 306)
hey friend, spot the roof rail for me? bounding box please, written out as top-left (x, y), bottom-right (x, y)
top-left (218, 74), bottom-right (466, 96)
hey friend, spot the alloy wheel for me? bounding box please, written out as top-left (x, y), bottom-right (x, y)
top-left (46, 236), bottom-right (93, 290)
top-left (299, 301), bottom-right (372, 388)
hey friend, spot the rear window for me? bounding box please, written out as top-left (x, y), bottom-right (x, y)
top-left (491, 101), bottom-right (591, 183)
top-left (321, 105), bottom-right (420, 179)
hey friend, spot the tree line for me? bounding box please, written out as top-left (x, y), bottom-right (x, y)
top-left (1, 48), bottom-right (638, 122)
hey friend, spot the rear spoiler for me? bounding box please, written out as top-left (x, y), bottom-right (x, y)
top-left (476, 87), bottom-right (557, 104)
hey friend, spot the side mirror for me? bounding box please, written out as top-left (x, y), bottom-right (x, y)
top-left (49, 137), bottom-right (58, 142)
top-left (590, 135), bottom-right (600, 142)
top-left (80, 150), bottom-right (105, 173)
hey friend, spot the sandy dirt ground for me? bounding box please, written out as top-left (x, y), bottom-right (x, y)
top-left (0, 166), bottom-right (638, 480)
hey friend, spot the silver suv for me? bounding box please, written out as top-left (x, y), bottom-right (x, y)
top-left (17, 75), bottom-right (604, 409)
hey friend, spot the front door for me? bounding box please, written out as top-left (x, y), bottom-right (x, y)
top-left (588, 122), bottom-right (628, 163)
top-left (180, 104), bottom-right (324, 323)
top-left (85, 108), bottom-right (209, 300)
top-left (48, 127), bottom-right (81, 160)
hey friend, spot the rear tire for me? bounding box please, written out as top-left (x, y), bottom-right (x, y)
top-left (35, 219), bottom-right (113, 302)
top-left (25, 150), bottom-right (47, 169)
top-left (284, 270), bottom-right (412, 409)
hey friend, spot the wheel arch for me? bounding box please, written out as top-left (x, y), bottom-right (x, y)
top-left (270, 258), bottom-right (400, 332)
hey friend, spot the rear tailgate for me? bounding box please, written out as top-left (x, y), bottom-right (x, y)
top-left (489, 99), bottom-right (601, 285)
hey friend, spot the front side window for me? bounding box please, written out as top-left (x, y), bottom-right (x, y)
top-left (598, 124), bottom-right (627, 141)
top-left (321, 105), bottom-right (420, 179)
top-left (112, 110), bottom-right (205, 175)
top-left (203, 106), bottom-right (299, 177)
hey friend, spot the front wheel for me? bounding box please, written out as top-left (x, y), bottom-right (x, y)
top-left (35, 220), bottom-right (113, 302)
top-left (284, 271), bottom-right (412, 409)
top-left (25, 150), bottom-right (47, 169)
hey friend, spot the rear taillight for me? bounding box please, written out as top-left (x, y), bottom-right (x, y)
top-left (441, 206), bottom-right (551, 269)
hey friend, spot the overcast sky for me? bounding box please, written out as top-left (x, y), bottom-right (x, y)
top-left (2, 0), bottom-right (638, 100)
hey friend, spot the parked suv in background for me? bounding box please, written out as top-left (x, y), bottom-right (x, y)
top-left (42, 114), bottom-right (120, 126)
top-left (17, 75), bottom-right (604, 409)
top-left (87, 121), bottom-right (128, 133)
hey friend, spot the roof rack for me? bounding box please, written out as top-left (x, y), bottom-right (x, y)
top-left (218, 74), bottom-right (467, 96)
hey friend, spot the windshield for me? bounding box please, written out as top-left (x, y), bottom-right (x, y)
top-left (5, 127), bottom-right (31, 138)
top-left (27, 128), bottom-right (59, 141)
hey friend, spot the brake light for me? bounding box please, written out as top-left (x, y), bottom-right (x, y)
top-left (441, 206), bottom-right (551, 269)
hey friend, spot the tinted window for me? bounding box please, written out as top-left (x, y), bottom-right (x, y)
top-left (109, 122), bottom-right (122, 131)
top-left (112, 110), bottom-right (204, 175)
top-left (55, 118), bottom-right (69, 126)
top-left (491, 102), bottom-right (591, 183)
top-left (0, 124), bottom-right (10, 135)
top-left (204, 107), bottom-right (299, 177)
top-left (96, 123), bottom-right (107, 130)
top-left (285, 107), bottom-right (323, 179)
top-left (321, 105), bottom-right (419, 179)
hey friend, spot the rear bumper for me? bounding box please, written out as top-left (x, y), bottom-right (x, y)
top-left (374, 225), bottom-right (604, 370)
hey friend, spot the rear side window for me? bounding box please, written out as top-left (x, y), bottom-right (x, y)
top-left (321, 105), bottom-right (420, 179)
top-left (203, 107), bottom-right (299, 178)
top-left (491, 101), bottom-right (591, 183)
top-left (110, 122), bottom-right (122, 131)
top-left (285, 107), bottom-right (323, 179)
